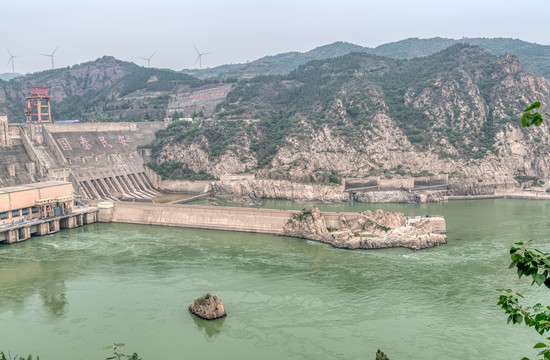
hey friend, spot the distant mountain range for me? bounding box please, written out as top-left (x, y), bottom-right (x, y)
top-left (184, 37), bottom-right (550, 81)
top-left (1, 37), bottom-right (549, 124)
top-left (0, 73), bottom-right (23, 81)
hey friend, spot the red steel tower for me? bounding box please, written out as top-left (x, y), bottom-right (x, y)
top-left (24, 87), bottom-right (52, 123)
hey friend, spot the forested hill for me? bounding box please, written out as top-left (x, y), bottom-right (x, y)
top-left (150, 44), bottom-right (550, 192)
top-left (0, 56), bottom-right (204, 122)
top-left (185, 38), bottom-right (550, 81)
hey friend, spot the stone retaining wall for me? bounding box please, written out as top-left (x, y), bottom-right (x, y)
top-left (108, 202), bottom-right (296, 235)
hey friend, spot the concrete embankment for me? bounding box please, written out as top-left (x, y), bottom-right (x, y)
top-left (89, 201), bottom-right (446, 250)
top-left (445, 195), bottom-right (501, 200)
top-left (97, 201), bottom-right (295, 235)
top-left (445, 191), bottom-right (550, 201)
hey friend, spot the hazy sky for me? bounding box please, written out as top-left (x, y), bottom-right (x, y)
top-left (2, 0), bottom-right (549, 74)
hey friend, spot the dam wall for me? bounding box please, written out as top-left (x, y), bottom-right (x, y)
top-left (44, 122), bottom-right (163, 200)
top-left (105, 202), bottom-right (294, 235)
top-left (159, 179), bottom-right (212, 194)
top-left (97, 201), bottom-right (446, 236)
top-left (143, 168), bottom-right (212, 194)
top-left (344, 175), bottom-right (448, 192)
top-left (0, 119), bottom-right (39, 187)
top-left (95, 201), bottom-right (369, 235)
top-left (0, 119), bottom-right (165, 201)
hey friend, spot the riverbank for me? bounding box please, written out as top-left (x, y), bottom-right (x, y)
top-left (154, 178), bottom-right (550, 204)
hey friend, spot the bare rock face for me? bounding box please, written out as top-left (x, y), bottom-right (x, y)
top-left (189, 294), bottom-right (226, 320)
top-left (211, 179), bottom-right (348, 203)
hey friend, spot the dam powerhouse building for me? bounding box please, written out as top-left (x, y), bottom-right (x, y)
top-left (0, 180), bottom-right (98, 244)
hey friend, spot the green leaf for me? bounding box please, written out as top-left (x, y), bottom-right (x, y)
top-left (103, 346), bottom-right (114, 350)
top-left (525, 102), bottom-right (542, 112)
top-left (534, 342), bottom-right (547, 349)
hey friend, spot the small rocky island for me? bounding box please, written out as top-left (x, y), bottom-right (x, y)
top-left (283, 207), bottom-right (446, 251)
top-left (189, 294), bottom-right (227, 320)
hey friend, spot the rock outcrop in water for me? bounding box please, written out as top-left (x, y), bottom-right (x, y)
top-left (189, 294), bottom-right (226, 320)
top-left (283, 207), bottom-right (446, 251)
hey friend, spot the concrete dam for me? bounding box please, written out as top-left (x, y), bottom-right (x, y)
top-left (0, 115), bottom-right (163, 200)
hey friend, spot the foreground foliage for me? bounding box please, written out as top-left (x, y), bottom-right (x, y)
top-left (375, 349), bottom-right (390, 360)
top-left (498, 103), bottom-right (550, 359)
top-left (103, 344), bottom-right (141, 360)
top-left (0, 353), bottom-right (38, 360)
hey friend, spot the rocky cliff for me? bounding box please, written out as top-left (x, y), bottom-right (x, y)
top-left (212, 179), bottom-right (348, 203)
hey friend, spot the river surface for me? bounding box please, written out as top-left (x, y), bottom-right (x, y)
top-left (1, 199), bottom-right (549, 359)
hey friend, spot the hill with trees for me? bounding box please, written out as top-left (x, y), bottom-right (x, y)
top-left (150, 44), bottom-right (550, 194)
top-left (0, 56), bottom-right (206, 122)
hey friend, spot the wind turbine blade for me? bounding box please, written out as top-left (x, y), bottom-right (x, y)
top-left (149, 52), bottom-right (156, 60)
top-left (193, 45), bottom-right (200, 55)
top-left (202, 52), bottom-right (211, 56)
top-left (52, 46), bottom-right (59, 56)
top-left (41, 53), bottom-right (50, 57)
top-left (139, 57), bottom-right (148, 61)
top-left (194, 55), bottom-right (201, 67)
top-left (7, 48), bottom-right (12, 57)
top-left (7, 58), bottom-right (12, 66)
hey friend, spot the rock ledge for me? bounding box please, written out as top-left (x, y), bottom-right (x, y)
top-left (283, 207), bottom-right (447, 251)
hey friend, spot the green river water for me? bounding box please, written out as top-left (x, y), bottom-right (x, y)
top-left (1, 199), bottom-right (550, 359)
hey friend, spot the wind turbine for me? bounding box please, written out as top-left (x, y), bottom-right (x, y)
top-left (193, 45), bottom-right (210, 69)
top-left (7, 48), bottom-right (19, 73)
top-left (41, 46), bottom-right (58, 69)
top-left (139, 52), bottom-right (156, 68)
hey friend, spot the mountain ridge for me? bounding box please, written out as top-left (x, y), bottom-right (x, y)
top-left (183, 37), bottom-right (550, 81)
top-left (149, 44), bottom-right (550, 194)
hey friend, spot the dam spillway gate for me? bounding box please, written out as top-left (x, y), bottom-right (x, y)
top-left (0, 118), bottom-right (164, 201)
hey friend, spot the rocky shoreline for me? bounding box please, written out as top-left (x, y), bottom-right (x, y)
top-left (163, 178), bottom-right (550, 205)
top-left (283, 207), bottom-right (447, 251)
